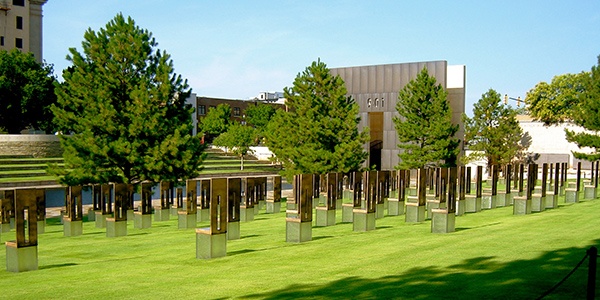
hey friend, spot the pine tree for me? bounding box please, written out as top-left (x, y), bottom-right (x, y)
top-left (565, 55), bottom-right (600, 161)
top-left (265, 59), bottom-right (368, 179)
top-left (51, 14), bottom-right (204, 185)
top-left (463, 89), bottom-right (528, 170)
top-left (393, 67), bottom-right (460, 169)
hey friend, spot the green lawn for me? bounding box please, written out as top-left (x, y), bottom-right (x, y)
top-left (0, 195), bottom-right (599, 299)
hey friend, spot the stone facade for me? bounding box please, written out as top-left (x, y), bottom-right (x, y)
top-left (0, 135), bottom-right (62, 157)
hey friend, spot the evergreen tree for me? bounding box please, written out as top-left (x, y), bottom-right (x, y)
top-left (51, 14), bottom-right (204, 185)
top-left (463, 89), bottom-right (528, 170)
top-left (265, 59), bottom-right (368, 179)
top-left (0, 49), bottom-right (57, 133)
top-left (393, 67), bottom-right (460, 169)
top-left (565, 55), bottom-right (600, 161)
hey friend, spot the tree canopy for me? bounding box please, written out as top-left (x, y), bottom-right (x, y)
top-left (213, 123), bottom-right (257, 170)
top-left (463, 89), bottom-right (528, 170)
top-left (392, 67), bottom-right (460, 169)
top-left (199, 103), bottom-right (231, 142)
top-left (526, 72), bottom-right (588, 125)
top-left (245, 102), bottom-right (276, 142)
top-left (265, 59), bottom-right (368, 179)
top-left (0, 49), bottom-right (57, 133)
top-left (565, 55), bottom-right (600, 161)
top-left (51, 14), bottom-right (204, 185)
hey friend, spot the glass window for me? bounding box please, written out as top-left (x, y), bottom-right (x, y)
top-left (0, 36), bottom-right (4, 46)
top-left (233, 107), bottom-right (240, 117)
top-left (15, 38), bottom-right (22, 49)
top-left (13, 0), bottom-right (25, 7)
top-left (198, 105), bottom-right (206, 115)
top-left (16, 16), bottom-right (23, 30)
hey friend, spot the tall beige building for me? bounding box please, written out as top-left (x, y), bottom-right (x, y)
top-left (0, 0), bottom-right (47, 62)
top-left (330, 61), bottom-right (466, 170)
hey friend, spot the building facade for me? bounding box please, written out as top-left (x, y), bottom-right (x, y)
top-left (0, 0), bottom-right (47, 62)
top-left (194, 96), bottom-right (285, 137)
top-left (330, 60), bottom-right (466, 170)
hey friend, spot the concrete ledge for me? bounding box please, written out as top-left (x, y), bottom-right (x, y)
top-left (405, 203), bottom-right (425, 223)
top-left (154, 208), bottom-right (170, 222)
top-left (387, 198), bottom-right (404, 216)
top-left (5, 243), bottom-right (37, 272)
top-left (531, 195), bottom-right (546, 212)
top-left (353, 209), bottom-right (375, 232)
top-left (513, 196), bottom-right (531, 215)
top-left (286, 219), bottom-right (312, 243)
top-left (134, 213), bottom-right (152, 229)
top-left (240, 207), bottom-right (254, 222)
top-left (63, 219), bottom-right (83, 237)
top-left (227, 221), bottom-right (240, 240)
top-left (106, 219), bottom-right (127, 237)
top-left (266, 200), bottom-right (281, 214)
top-left (315, 207), bottom-right (335, 227)
top-left (341, 203), bottom-right (354, 223)
top-left (196, 208), bottom-right (209, 222)
top-left (196, 231), bottom-right (227, 259)
top-left (431, 209), bottom-right (455, 233)
top-left (0, 134), bottom-right (62, 158)
top-left (178, 212), bottom-right (196, 229)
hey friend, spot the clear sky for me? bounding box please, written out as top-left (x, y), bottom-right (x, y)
top-left (43, 1), bottom-right (600, 114)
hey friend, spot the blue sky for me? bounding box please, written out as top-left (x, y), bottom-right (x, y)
top-left (43, 1), bottom-right (600, 114)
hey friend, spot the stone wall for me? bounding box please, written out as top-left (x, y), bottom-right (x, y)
top-left (0, 135), bottom-right (63, 157)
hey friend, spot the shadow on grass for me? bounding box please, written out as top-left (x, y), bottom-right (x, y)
top-left (39, 262), bottom-right (78, 270)
top-left (240, 240), bottom-right (600, 299)
top-left (312, 236), bottom-right (333, 241)
top-left (228, 249), bottom-right (258, 256)
top-left (240, 234), bottom-right (260, 239)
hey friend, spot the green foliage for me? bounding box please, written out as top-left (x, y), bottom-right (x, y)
top-left (393, 67), bottom-right (460, 169)
top-left (0, 49), bottom-right (57, 133)
top-left (463, 89), bottom-right (528, 170)
top-left (199, 103), bottom-right (231, 141)
top-left (213, 123), bottom-right (257, 170)
top-left (565, 55), bottom-right (600, 161)
top-left (51, 14), bottom-right (204, 185)
top-left (526, 72), bottom-right (588, 125)
top-left (265, 59), bottom-right (368, 179)
top-left (245, 102), bottom-right (276, 142)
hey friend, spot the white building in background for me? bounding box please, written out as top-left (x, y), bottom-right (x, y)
top-left (517, 115), bottom-right (594, 169)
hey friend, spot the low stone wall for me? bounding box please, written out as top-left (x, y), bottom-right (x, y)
top-left (0, 134), bottom-right (63, 158)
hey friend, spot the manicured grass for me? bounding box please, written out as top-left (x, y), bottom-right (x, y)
top-left (1, 194), bottom-right (599, 299)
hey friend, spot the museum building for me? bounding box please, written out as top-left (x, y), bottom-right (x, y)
top-left (330, 60), bottom-right (466, 170)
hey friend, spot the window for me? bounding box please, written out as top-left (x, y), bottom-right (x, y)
top-left (15, 38), bottom-right (22, 49)
top-left (0, 36), bottom-right (4, 46)
top-left (16, 16), bottom-right (23, 30)
top-left (198, 105), bottom-right (206, 115)
top-left (233, 107), bottom-right (240, 117)
top-left (13, 0), bottom-right (25, 6)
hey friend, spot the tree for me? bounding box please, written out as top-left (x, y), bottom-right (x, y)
top-left (392, 67), bottom-right (460, 169)
top-left (51, 14), bottom-right (204, 185)
top-left (526, 72), bottom-right (588, 125)
top-left (265, 59), bottom-right (368, 179)
top-left (245, 102), bottom-right (276, 142)
top-left (564, 55), bottom-right (600, 161)
top-left (462, 89), bottom-right (528, 170)
top-left (199, 103), bottom-right (231, 142)
top-left (213, 123), bottom-right (257, 170)
top-left (0, 49), bottom-right (57, 133)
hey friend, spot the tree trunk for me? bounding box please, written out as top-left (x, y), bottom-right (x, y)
top-left (240, 155), bottom-right (244, 170)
